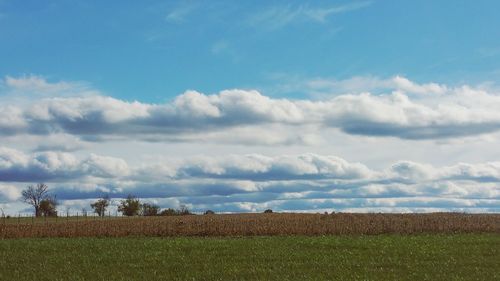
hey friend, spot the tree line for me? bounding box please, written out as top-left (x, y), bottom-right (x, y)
top-left (19, 183), bottom-right (202, 217)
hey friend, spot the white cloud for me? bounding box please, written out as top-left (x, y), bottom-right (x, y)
top-left (2, 75), bottom-right (500, 213)
top-left (165, 2), bottom-right (198, 23)
top-left (1, 75), bottom-right (94, 98)
top-left (305, 75), bottom-right (448, 96)
top-left (4, 76), bottom-right (500, 142)
top-left (0, 147), bottom-right (128, 182)
top-left (1, 147), bottom-right (500, 213)
top-left (83, 154), bottom-right (130, 178)
top-left (0, 184), bottom-right (21, 201)
top-left (249, 2), bottom-right (371, 30)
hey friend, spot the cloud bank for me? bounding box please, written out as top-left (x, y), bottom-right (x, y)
top-left (2, 75), bottom-right (500, 213)
top-left (2, 75), bottom-right (500, 144)
top-left (1, 147), bottom-right (499, 213)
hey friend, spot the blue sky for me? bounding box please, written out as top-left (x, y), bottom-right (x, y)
top-left (1, 1), bottom-right (500, 214)
top-left (2, 0), bottom-right (500, 102)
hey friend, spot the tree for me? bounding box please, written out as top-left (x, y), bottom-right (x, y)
top-left (117, 195), bottom-right (140, 216)
top-left (90, 196), bottom-right (110, 217)
top-left (159, 208), bottom-right (177, 216)
top-left (21, 183), bottom-right (51, 217)
top-left (159, 206), bottom-right (192, 216)
top-left (178, 205), bottom-right (191, 215)
top-left (141, 203), bottom-right (160, 216)
top-left (39, 197), bottom-right (58, 217)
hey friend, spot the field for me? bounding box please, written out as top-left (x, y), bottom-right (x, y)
top-left (0, 234), bottom-right (498, 281)
top-left (1, 213), bottom-right (498, 280)
top-left (1, 213), bottom-right (499, 238)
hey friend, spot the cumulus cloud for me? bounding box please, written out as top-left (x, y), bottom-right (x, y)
top-left (305, 75), bottom-right (448, 96)
top-left (2, 75), bottom-right (500, 213)
top-left (1, 146), bottom-right (500, 213)
top-left (177, 154), bottom-right (374, 181)
top-left (1, 75), bottom-right (95, 98)
top-left (0, 147), bottom-right (128, 182)
top-left (3, 75), bottom-right (500, 142)
top-left (0, 184), bottom-right (21, 201)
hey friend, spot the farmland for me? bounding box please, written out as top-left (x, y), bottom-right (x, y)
top-left (0, 234), bottom-right (499, 281)
top-left (1, 213), bottom-right (499, 239)
top-left (1, 213), bottom-right (498, 280)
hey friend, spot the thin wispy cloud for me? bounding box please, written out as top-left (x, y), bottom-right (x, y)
top-left (165, 2), bottom-right (199, 23)
top-left (248, 1), bottom-right (372, 30)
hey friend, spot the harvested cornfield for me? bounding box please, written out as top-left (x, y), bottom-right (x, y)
top-left (1, 213), bottom-right (499, 239)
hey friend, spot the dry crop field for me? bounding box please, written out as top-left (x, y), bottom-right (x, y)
top-left (1, 212), bottom-right (499, 239)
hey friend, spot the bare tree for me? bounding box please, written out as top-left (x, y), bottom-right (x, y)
top-left (21, 183), bottom-right (50, 217)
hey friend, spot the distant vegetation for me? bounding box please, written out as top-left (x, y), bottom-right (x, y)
top-left (21, 183), bottom-right (57, 217)
top-left (15, 183), bottom-right (194, 218)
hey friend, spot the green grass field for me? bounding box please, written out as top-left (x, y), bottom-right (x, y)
top-left (0, 234), bottom-right (498, 281)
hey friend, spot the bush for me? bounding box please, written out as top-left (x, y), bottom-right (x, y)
top-left (160, 208), bottom-right (177, 216)
top-left (39, 197), bottom-right (58, 217)
top-left (264, 209), bottom-right (273, 214)
top-left (90, 196), bottom-right (110, 217)
top-left (160, 206), bottom-right (192, 216)
top-left (118, 195), bottom-right (141, 216)
top-left (142, 203), bottom-right (160, 216)
top-left (204, 210), bottom-right (215, 215)
top-left (178, 205), bottom-right (191, 216)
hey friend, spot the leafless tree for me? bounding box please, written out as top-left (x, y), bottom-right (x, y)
top-left (21, 183), bottom-right (50, 217)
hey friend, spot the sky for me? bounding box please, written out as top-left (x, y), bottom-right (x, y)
top-left (1, 0), bottom-right (500, 214)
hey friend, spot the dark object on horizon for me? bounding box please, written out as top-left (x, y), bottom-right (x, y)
top-left (204, 210), bottom-right (215, 215)
top-left (39, 197), bottom-right (58, 217)
top-left (21, 183), bottom-right (51, 217)
top-left (117, 195), bottom-right (141, 216)
top-left (90, 196), bottom-right (110, 217)
top-left (142, 203), bottom-right (160, 216)
top-left (160, 208), bottom-right (177, 216)
top-left (264, 209), bottom-right (273, 214)
top-left (160, 206), bottom-right (192, 216)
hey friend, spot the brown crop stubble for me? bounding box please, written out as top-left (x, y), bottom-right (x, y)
top-left (0, 213), bottom-right (499, 239)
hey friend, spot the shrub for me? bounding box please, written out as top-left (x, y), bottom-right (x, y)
top-left (142, 203), bottom-right (160, 216)
top-left (264, 209), bottom-right (273, 214)
top-left (178, 205), bottom-right (191, 216)
top-left (204, 210), bottom-right (215, 215)
top-left (90, 196), bottom-right (110, 217)
top-left (160, 208), bottom-right (177, 216)
top-left (118, 195), bottom-right (141, 216)
top-left (39, 197), bottom-right (58, 217)
top-left (159, 206), bottom-right (192, 216)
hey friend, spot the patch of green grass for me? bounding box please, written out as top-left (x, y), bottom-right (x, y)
top-left (0, 234), bottom-right (498, 281)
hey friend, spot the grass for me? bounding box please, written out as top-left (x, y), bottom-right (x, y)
top-left (0, 234), bottom-right (498, 281)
